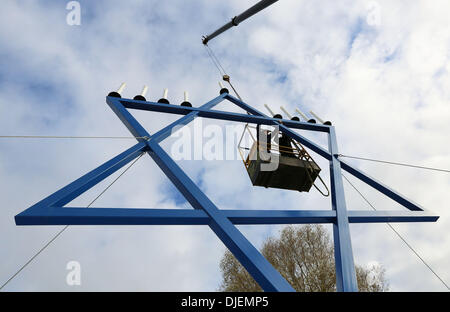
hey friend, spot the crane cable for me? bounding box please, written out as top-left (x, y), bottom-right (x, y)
top-left (342, 173), bottom-right (450, 291)
top-left (203, 43), bottom-right (244, 102)
top-left (204, 43), bottom-right (227, 77)
top-left (338, 154), bottom-right (450, 173)
top-left (0, 152), bottom-right (145, 291)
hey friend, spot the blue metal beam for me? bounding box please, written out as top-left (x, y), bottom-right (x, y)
top-left (15, 208), bottom-right (438, 226)
top-left (119, 97), bottom-right (330, 132)
top-left (116, 93), bottom-right (333, 161)
top-left (347, 210), bottom-right (438, 223)
top-left (328, 127), bottom-right (358, 292)
top-left (224, 94), bottom-right (270, 115)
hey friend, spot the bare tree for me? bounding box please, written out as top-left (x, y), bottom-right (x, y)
top-left (219, 224), bottom-right (388, 292)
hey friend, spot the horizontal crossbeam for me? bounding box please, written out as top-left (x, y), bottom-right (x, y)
top-left (118, 98), bottom-right (330, 132)
top-left (15, 208), bottom-right (438, 225)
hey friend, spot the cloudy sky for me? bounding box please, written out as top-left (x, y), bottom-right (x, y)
top-left (0, 0), bottom-right (449, 291)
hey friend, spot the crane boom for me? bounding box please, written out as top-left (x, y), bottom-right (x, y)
top-left (202, 0), bottom-right (279, 44)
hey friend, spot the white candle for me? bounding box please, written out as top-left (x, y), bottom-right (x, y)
top-left (295, 108), bottom-right (309, 121)
top-left (117, 82), bottom-right (126, 94)
top-left (264, 104), bottom-right (275, 117)
top-left (309, 111), bottom-right (325, 124)
top-left (141, 85), bottom-right (148, 97)
top-left (280, 106), bottom-right (293, 119)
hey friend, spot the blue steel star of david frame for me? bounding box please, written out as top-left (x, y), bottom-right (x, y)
top-left (15, 90), bottom-right (439, 292)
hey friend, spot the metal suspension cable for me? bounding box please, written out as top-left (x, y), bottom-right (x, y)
top-left (341, 173), bottom-right (450, 291)
top-left (204, 43), bottom-right (245, 103)
top-left (0, 135), bottom-right (148, 140)
top-left (204, 44), bottom-right (227, 76)
top-left (338, 154), bottom-right (450, 173)
top-left (0, 152), bottom-right (145, 291)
